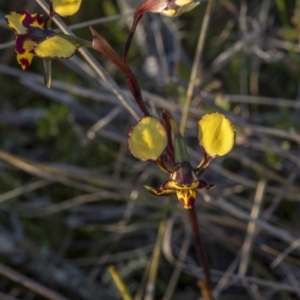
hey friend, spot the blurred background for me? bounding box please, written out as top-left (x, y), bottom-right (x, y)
top-left (0, 0), bottom-right (300, 299)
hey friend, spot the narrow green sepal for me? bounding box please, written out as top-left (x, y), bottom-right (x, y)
top-left (162, 110), bottom-right (189, 163)
top-left (43, 58), bottom-right (52, 88)
top-left (57, 33), bottom-right (93, 49)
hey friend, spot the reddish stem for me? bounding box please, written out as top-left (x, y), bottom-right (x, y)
top-left (188, 207), bottom-right (213, 300)
top-left (123, 13), bottom-right (142, 63)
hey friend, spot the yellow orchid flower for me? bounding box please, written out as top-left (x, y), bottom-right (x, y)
top-left (6, 11), bottom-right (47, 70)
top-left (90, 28), bottom-right (235, 209)
top-left (6, 2), bottom-right (87, 87)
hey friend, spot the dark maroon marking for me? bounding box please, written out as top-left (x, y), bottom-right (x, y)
top-left (20, 10), bottom-right (44, 28)
top-left (197, 179), bottom-right (209, 189)
top-left (189, 196), bottom-right (196, 208)
top-left (178, 195), bottom-right (195, 208)
top-left (15, 35), bottom-right (27, 54)
top-left (35, 14), bottom-right (44, 25)
top-left (19, 58), bottom-right (30, 69)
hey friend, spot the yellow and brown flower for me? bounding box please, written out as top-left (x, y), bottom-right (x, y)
top-left (5, 11), bottom-right (51, 70)
top-left (6, 10), bottom-right (82, 72)
top-left (90, 29), bottom-right (235, 210)
top-left (145, 162), bottom-right (214, 209)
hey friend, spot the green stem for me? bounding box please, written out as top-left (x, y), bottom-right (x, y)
top-left (275, 0), bottom-right (289, 27)
top-left (57, 33), bottom-right (93, 49)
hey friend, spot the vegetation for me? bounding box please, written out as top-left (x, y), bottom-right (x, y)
top-left (0, 0), bottom-right (300, 299)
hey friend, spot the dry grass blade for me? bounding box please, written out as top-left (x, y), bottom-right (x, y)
top-left (238, 180), bottom-right (266, 276)
top-left (0, 262), bottom-right (70, 300)
top-left (180, 0), bottom-right (215, 135)
top-left (36, 0), bottom-right (140, 120)
top-left (108, 265), bottom-right (133, 300)
top-left (145, 213), bottom-right (168, 300)
top-left (0, 180), bottom-right (50, 204)
top-left (162, 227), bottom-right (191, 300)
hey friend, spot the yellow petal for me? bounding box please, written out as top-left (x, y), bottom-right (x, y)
top-left (30, 13), bottom-right (45, 29)
top-left (176, 189), bottom-right (196, 209)
top-left (129, 117), bottom-right (167, 161)
top-left (161, 9), bottom-right (177, 16)
top-left (34, 36), bottom-right (77, 58)
top-left (17, 52), bottom-right (34, 70)
top-left (198, 112), bottom-right (235, 157)
top-left (175, 0), bottom-right (192, 4)
top-left (161, 0), bottom-right (200, 17)
top-left (22, 38), bottom-right (36, 52)
top-left (6, 11), bottom-right (28, 34)
top-left (5, 11), bottom-right (44, 34)
top-left (16, 39), bottom-right (36, 70)
top-left (51, 0), bottom-right (82, 16)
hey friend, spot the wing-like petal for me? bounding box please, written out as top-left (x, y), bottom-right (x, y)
top-left (198, 112), bottom-right (235, 157)
top-left (34, 36), bottom-right (77, 58)
top-left (128, 117), bottom-right (167, 161)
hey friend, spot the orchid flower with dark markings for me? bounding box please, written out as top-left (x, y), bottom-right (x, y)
top-left (5, 0), bottom-right (86, 87)
top-left (90, 27), bottom-right (235, 209)
top-left (129, 110), bottom-right (235, 209)
top-left (123, 0), bottom-right (201, 62)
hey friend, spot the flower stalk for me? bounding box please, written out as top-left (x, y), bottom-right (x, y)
top-left (189, 206), bottom-right (213, 300)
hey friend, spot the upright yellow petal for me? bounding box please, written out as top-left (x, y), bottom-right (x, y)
top-left (6, 11), bottom-right (28, 34)
top-left (128, 117), bottom-right (167, 161)
top-left (198, 112), bottom-right (235, 157)
top-left (34, 36), bottom-right (77, 58)
top-left (51, 0), bottom-right (82, 16)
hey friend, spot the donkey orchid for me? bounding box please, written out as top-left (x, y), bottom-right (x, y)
top-left (129, 110), bottom-right (234, 209)
top-left (123, 0), bottom-right (200, 62)
top-left (5, 0), bottom-right (84, 87)
top-left (90, 27), bottom-right (235, 209)
top-left (6, 11), bottom-right (50, 70)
